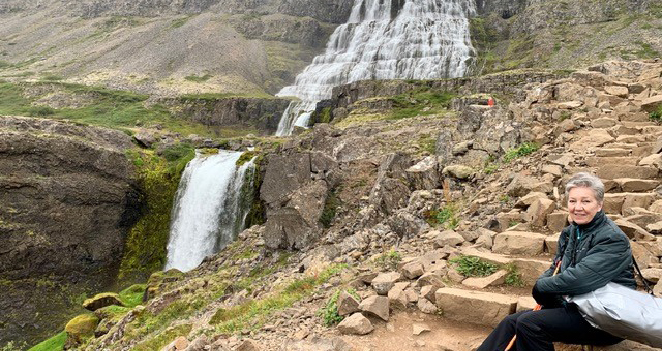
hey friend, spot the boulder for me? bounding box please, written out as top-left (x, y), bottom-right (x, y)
top-left (513, 258), bottom-right (551, 286)
top-left (400, 261), bottom-right (424, 280)
top-left (639, 154), bottom-right (662, 169)
top-left (388, 284), bottom-right (417, 308)
top-left (434, 288), bottom-right (517, 327)
top-left (604, 193), bottom-right (627, 214)
top-left (385, 210), bottom-right (429, 239)
top-left (541, 164), bottom-right (563, 177)
top-left (420, 285), bottom-right (440, 303)
top-left (358, 295), bottom-right (390, 321)
top-left (507, 176), bottom-right (552, 197)
top-left (371, 272), bottom-right (403, 295)
top-left (82, 292), bottom-right (124, 311)
top-left (616, 179), bottom-right (660, 192)
top-left (641, 269), bottom-right (662, 283)
top-left (461, 270), bottom-right (508, 289)
top-left (632, 242), bottom-right (657, 269)
top-left (604, 86), bottom-right (629, 98)
top-left (640, 95), bottom-right (662, 112)
top-left (615, 219), bottom-right (655, 240)
top-left (492, 231), bottom-right (547, 255)
top-left (337, 313), bottom-right (373, 335)
top-left (515, 192), bottom-right (548, 209)
top-left (591, 117), bottom-right (617, 129)
top-left (64, 314), bottom-right (100, 348)
top-left (416, 271), bottom-right (446, 287)
top-left (523, 198), bottom-right (555, 227)
top-left (442, 165), bottom-right (473, 180)
top-left (545, 233), bottom-right (561, 253)
top-left (547, 212), bottom-right (569, 232)
top-left (435, 230), bottom-right (465, 247)
top-left (622, 193), bottom-right (657, 213)
top-left (406, 156), bottom-right (441, 190)
top-left (417, 298), bottom-right (438, 314)
top-left (337, 291), bottom-right (360, 316)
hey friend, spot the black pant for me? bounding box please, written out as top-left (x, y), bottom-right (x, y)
top-left (477, 304), bottom-right (623, 351)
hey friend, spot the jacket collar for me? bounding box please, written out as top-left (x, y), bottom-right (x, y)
top-left (572, 209), bottom-right (606, 233)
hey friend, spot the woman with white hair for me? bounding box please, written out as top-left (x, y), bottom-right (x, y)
top-left (477, 172), bottom-right (636, 351)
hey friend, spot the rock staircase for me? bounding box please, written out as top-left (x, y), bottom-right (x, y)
top-left (333, 61), bottom-right (662, 351)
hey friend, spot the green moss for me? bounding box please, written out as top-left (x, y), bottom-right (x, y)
top-left (27, 332), bottom-right (66, 351)
top-left (171, 16), bottom-right (192, 29)
top-left (119, 148), bottom-right (194, 281)
top-left (132, 324), bottom-right (192, 351)
top-left (119, 284), bottom-right (147, 308)
top-left (236, 151), bottom-right (257, 166)
top-left (388, 88), bottom-right (455, 120)
top-left (320, 188), bottom-right (340, 228)
top-left (243, 154), bottom-right (266, 227)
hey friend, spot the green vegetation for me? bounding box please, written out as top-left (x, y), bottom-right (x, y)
top-left (374, 249), bottom-right (402, 271)
top-left (503, 142), bottom-right (540, 163)
top-left (650, 105), bottom-right (662, 122)
top-left (633, 41), bottom-right (660, 59)
top-left (236, 151), bottom-right (257, 166)
top-left (171, 16), bottom-right (191, 29)
top-left (119, 146), bottom-right (194, 281)
top-left (184, 74), bottom-right (212, 82)
top-left (0, 81), bottom-right (215, 136)
top-left (210, 264), bottom-right (349, 333)
top-left (450, 255), bottom-right (498, 277)
top-left (559, 111), bottom-right (572, 121)
top-left (320, 188), bottom-right (341, 228)
top-left (39, 73), bottom-right (64, 81)
top-left (388, 88), bottom-right (455, 120)
top-left (119, 284), bottom-right (147, 308)
top-left (484, 163), bottom-right (498, 174)
top-left (133, 324), bottom-right (192, 351)
top-left (504, 263), bottom-right (524, 287)
top-left (27, 332), bottom-right (66, 351)
top-left (318, 289), bottom-right (360, 327)
top-left (417, 134), bottom-right (437, 155)
top-left (425, 202), bottom-right (459, 229)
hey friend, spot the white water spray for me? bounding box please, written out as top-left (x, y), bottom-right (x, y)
top-left (165, 151), bottom-right (255, 272)
top-left (275, 0), bottom-right (476, 136)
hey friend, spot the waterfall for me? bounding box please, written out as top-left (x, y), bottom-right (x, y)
top-left (165, 151), bottom-right (255, 272)
top-left (275, 0), bottom-right (476, 136)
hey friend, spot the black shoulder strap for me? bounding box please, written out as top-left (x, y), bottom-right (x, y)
top-left (632, 255), bottom-right (655, 295)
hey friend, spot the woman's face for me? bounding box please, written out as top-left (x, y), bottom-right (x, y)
top-left (567, 186), bottom-right (603, 225)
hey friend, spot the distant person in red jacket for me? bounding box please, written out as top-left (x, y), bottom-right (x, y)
top-left (487, 96), bottom-right (494, 107)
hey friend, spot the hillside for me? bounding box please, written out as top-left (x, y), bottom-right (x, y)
top-left (22, 59), bottom-right (662, 351)
top-left (0, 0), bottom-right (660, 97)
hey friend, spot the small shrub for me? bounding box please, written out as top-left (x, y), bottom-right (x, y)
top-left (428, 203), bottom-right (459, 229)
top-left (503, 142), bottom-right (539, 163)
top-left (374, 249), bottom-right (401, 271)
top-left (650, 106), bottom-right (662, 122)
top-left (484, 163), bottom-right (498, 174)
top-left (28, 105), bottom-right (55, 117)
top-left (320, 188), bottom-right (340, 228)
top-left (184, 74), bottom-right (212, 82)
top-left (318, 289), bottom-right (359, 327)
top-left (559, 111), bottom-right (572, 121)
top-left (450, 255), bottom-right (498, 277)
top-left (504, 263), bottom-right (524, 287)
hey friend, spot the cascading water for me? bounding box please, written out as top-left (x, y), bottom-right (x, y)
top-left (165, 151), bottom-right (255, 272)
top-left (275, 0), bottom-right (476, 136)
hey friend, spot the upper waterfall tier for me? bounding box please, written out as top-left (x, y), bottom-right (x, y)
top-left (165, 151), bottom-right (254, 272)
top-left (275, 0), bottom-right (476, 136)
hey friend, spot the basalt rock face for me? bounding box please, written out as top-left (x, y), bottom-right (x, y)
top-left (0, 116), bottom-right (140, 345)
top-left (163, 97), bottom-right (292, 134)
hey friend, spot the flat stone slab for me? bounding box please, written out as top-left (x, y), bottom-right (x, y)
top-left (492, 231), bottom-right (547, 255)
top-left (516, 296), bottom-right (537, 312)
top-left (597, 165), bottom-right (659, 180)
top-left (513, 258), bottom-right (551, 286)
top-left (459, 247), bottom-right (513, 265)
top-left (434, 288), bottom-right (517, 328)
top-left (614, 179), bottom-right (661, 192)
top-left (461, 270), bottom-right (507, 289)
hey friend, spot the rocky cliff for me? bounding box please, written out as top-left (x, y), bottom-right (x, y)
top-left (0, 117), bottom-right (140, 345)
top-left (0, 0), bottom-right (659, 98)
top-left (57, 59), bottom-right (662, 351)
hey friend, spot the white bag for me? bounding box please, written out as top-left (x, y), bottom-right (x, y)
top-left (566, 282), bottom-right (662, 348)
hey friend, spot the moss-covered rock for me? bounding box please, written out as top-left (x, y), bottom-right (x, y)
top-left (143, 269), bottom-right (184, 302)
top-left (82, 292), bottom-right (124, 311)
top-left (64, 314), bottom-right (99, 349)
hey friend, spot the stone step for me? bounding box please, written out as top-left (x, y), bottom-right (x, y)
top-left (584, 156), bottom-right (639, 167)
top-left (596, 165), bottom-right (659, 180)
top-left (459, 248), bottom-right (552, 286)
top-left (605, 178), bottom-right (661, 192)
top-left (594, 148), bottom-right (631, 157)
top-left (492, 231), bottom-right (548, 256)
top-left (434, 288), bottom-right (517, 328)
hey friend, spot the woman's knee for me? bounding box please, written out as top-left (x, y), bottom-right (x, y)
top-left (515, 311), bottom-right (544, 333)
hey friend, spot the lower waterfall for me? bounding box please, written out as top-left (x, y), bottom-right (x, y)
top-left (165, 150), bottom-right (255, 272)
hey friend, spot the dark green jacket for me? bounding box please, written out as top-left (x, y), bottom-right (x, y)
top-left (536, 210), bottom-right (635, 295)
